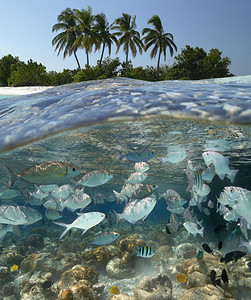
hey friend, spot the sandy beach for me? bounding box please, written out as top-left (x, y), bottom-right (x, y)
top-left (0, 86), bottom-right (53, 96)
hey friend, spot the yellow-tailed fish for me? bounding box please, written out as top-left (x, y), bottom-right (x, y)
top-left (2, 161), bottom-right (79, 186)
top-left (110, 285), bottom-right (120, 295)
top-left (10, 264), bottom-right (19, 272)
top-left (176, 272), bottom-right (187, 283)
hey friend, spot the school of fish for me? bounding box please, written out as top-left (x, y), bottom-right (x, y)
top-left (0, 148), bottom-right (250, 265)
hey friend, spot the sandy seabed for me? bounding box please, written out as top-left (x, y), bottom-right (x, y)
top-left (0, 86), bottom-right (53, 96)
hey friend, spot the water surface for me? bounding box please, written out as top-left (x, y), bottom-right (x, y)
top-left (0, 77), bottom-right (250, 299)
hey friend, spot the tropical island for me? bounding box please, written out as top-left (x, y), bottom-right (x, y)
top-left (0, 6), bottom-right (233, 87)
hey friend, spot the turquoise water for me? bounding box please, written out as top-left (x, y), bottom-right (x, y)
top-left (0, 95), bottom-right (14, 99)
top-left (0, 77), bottom-right (250, 299)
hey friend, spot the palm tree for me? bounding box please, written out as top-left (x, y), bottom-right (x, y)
top-left (74, 6), bottom-right (100, 66)
top-left (142, 15), bottom-right (177, 72)
top-left (113, 13), bottom-right (143, 76)
top-left (52, 8), bottom-right (81, 70)
top-left (93, 13), bottom-right (117, 68)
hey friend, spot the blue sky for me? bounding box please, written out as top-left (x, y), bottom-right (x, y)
top-left (0, 0), bottom-right (250, 75)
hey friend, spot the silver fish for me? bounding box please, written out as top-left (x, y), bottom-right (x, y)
top-left (130, 184), bottom-right (158, 200)
top-left (183, 221), bottom-right (204, 237)
top-left (169, 213), bottom-right (180, 234)
top-left (202, 151), bottom-right (238, 183)
top-left (0, 224), bottom-right (21, 241)
top-left (51, 184), bottom-right (74, 200)
top-left (125, 172), bottom-right (148, 185)
top-left (219, 186), bottom-right (251, 224)
top-left (238, 218), bottom-right (248, 240)
top-left (60, 188), bottom-right (91, 212)
top-left (3, 161), bottom-right (79, 186)
top-left (161, 144), bottom-right (187, 165)
top-left (201, 163), bottom-right (215, 183)
top-left (90, 231), bottom-right (120, 245)
top-left (39, 184), bottom-right (58, 193)
top-left (45, 208), bottom-right (62, 221)
top-left (163, 189), bottom-right (187, 209)
top-left (77, 171), bottom-right (113, 187)
top-left (28, 186), bottom-right (49, 200)
top-left (43, 198), bottom-right (60, 210)
top-left (208, 200), bottom-right (214, 209)
top-left (0, 205), bottom-right (42, 225)
top-left (0, 188), bottom-right (20, 200)
top-left (134, 162), bottom-right (149, 173)
top-left (167, 206), bottom-right (185, 214)
top-left (53, 211), bottom-right (105, 239)
top-left (113, 183), bottom-right (142, 204)
top-left (183, 207), bottom-right (197, 223)
top-left (120, 149), bottom-right (155, 162)
top-left (239, 236), bottom-right (251, 253)
top-left (24, 190), bottom-right (44, 206)
top-left (114, 196), bottom-right (156, 224)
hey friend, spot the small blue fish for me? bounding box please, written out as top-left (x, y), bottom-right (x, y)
top-left (228, 228), bottom-right (238, 240)
top-left (197, 250), bottom-right (204, 260)
top-left (134, 246), bottom-right (155, 258)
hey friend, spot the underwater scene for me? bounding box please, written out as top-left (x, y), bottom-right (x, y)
top-left (0, 77), bottom-right (250, 300)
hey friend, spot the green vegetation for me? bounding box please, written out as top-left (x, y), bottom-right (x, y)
top-left (94, 13), bottom-right (117, 68)
top-left (113, 13), bottom-right (143, 76)
top-left (52, 8), bottom-right (81, 70)
top-left (0, 6), bottom-right (233, 87)
top-left (0, 54), bottom-right (20, 86)
top-left (165, 46), bottom-right (233, 80)
top-left (8, 59), bottom-right (48, 86)
top-left (142, 15), bottom-right (177, 72)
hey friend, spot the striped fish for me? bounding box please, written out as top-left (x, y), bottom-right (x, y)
top-left (135, 246), bottom-right (155, 258)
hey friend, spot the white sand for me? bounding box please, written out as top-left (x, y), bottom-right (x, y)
top-left (0, 86), bottom-right (53, 96)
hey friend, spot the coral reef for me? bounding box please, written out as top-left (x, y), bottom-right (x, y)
top-left (0, 224), bottom-right (249, 300)
top-left (153, 245), bottom-right (173, 262)
top-left (118, 234), bottom-right (145, 254)
top-left (61, 288), bottom-right (73, 300)
top-left (57, 265), bottom-right (98, 299)
top-left (147, 226), bottom-right (174, 246)
top-left (174, 243), bottom-right (197, 259)
top-left (176, 253), bottom-right (240, 298)
top-left (106, 256), bottom-right (134, 279)
top-left (81, 246), bottom-right (113, 267)
top-left (228, 254), bottom-right (251, 289)
top-left (2, 282), bottom-right (15, 297)
top-left (110, 294), bottom-right (136, 300)
top-left (177, 284), bottom-right (235, 300)
top-left (23, 233), bottom-right (44, 250)
top-left (105, 234), bottom-right (147, 279)
top-left (134, 273), bottom-right (174, 300)
top-left (0, 266), bottom-right (12, 286)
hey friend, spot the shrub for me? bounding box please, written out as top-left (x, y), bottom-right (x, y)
top-left (74, 65), bottom-right (100, 82)
top-left (130, 66), bottom-right (164, 81)
top-left (0, 54), bottom-right (20, 86)
top-left (74, 58), bottom-right (121, 82)
top-left (8, 59), bottom-right (48, 86)
top-left (164, 45), bottom-right (233, 80)
top-left (98, 57), bottom-right (121, 79)
top-left (46, 69), bottom-right (77, 85)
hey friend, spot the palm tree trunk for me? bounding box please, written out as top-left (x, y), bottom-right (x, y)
top-left (86, 50), bottom-right (89, 66)
top-left (74, 51), bottom-right (81, 70)
top-left (99, 43), bottom-right (106, 68)
top-left (125, 47), bottom-right (129, 76)
top-left (157, 48), bottom-right (162, 73)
